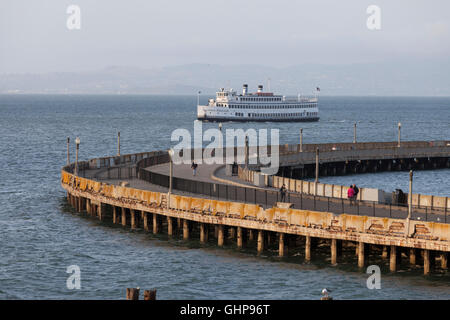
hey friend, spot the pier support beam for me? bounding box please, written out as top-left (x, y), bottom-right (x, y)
top-left (305, 236), bottom-right (311, 262)
top-left (121, 207), bottom-right (126, 227)
top-left (441, 253), bottom-right (448, 269)
top-left (331, 239), bottom-right (337, 265)
top-left (279, 233), bottom-right (286, 257)
top-left (237, 227), bottom-right (243, 248)
top-left (423, 250), bottom-right (436, 275)
top-left (409, 248), bottom-right (416, 266)
top-left (382, 246), bottom-right (388, 259)
top-left (358, 242), bottom-right (365, 268)
top-left (229, 227), bottom-right (236, 240)
top-left (249, 229), bottom-right (254, 241)
top-left (183, 219), bottom-right (189, 240)
top-left (257, 230), bottom-right (264, 255)
top-left (167, 217), bottom-right (173, 236)
top-left (424, 250), bottom-right (431, 275)
top-left (112, 206), bottom-right (117, 224)
top-left (200, 223), bottom-right (208, 243)
top-left (153, 213), bottom-right (159, 234)
top-left (86, 198), bottom-right (91, 215)
top-left (390, 245), bottom-right (397, 272)
top-left (143, 211), bottom-right (149, 231)
top-left (98, 203), bottom-right (103, 221)
top-left (130, 209), bottom-right (136, 229)
top-left (217, 225), bottom-right (224, 247)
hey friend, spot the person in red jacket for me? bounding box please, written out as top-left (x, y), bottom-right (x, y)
top-left (347, 185), bottom-right (355, 205)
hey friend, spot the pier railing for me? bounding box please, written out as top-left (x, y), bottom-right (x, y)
top-left (66, 140), bottom-right (449, 224)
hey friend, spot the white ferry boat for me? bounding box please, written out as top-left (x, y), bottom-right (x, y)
top-left (197, 84), bottom-right (319, 122)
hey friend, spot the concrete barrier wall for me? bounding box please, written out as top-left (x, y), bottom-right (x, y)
top-left (239, 166), bottom-right (448, 209)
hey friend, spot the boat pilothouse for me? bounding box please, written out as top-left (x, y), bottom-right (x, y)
top-left (197, 84), bottom-right (319, 122)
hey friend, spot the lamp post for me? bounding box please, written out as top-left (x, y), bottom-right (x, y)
top-left (67, 137), bottom-right (70, 165)
top-left (315, 147), bottom-right (319, 183)
top-left (353, 122), bottom-right (357, 144)
top-left (168, 148), bottom-right (174, 209)
top-left (197, 91), bottom-right (201, 106)
top-left (315, 147), bottom-right (319, 195)
top-left (75, 137), bottom-right (80, 176)
top-left (397, 122), bottom-right (402, 147)
top-left (406, 170), bottom-right (413, 238)
top-left (299, 128), bottom-right (303, 152)
top-left (117, 131), bottom-right (121, 156)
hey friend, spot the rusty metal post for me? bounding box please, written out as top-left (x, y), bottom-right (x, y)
top-left (353, 122), bottom-right (357, 144)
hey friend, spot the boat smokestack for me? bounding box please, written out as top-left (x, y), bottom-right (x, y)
top-left (257, 85), bottom-right (263, 93)
top-left (242, 84), bottom-right (248, 95)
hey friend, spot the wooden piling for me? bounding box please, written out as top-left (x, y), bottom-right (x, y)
top-left (382, 245), bottom-right (388, 259)
top-left (200, 223), bottom-right (206, 243)
top-left (441, 253), bottom-right (448, 269)
top-left (130, 209), bottom-right (136, 229)
top-left (167, 216), bottom-right (173, 236)
top-left (305, 236), bottom-right (311, 261)
top-left (153, 213), bottom-right (159, 234)
top-left (217, 225), bottom-right (224, 246)
top-left (98, 203), bottom-right (103, 221)
top-left (424, 249), bottom-right (430, 275)
top-left (143, 211), bottom-right (149, 231)
top-left (257, 230), bottom-right (264, 255)
top-left (143, 289), bottom-right (157, 301)
top-left (279, 233), bottom-right (285, 257)
top-left (183, 219), bottom-right (189, 240)
top-left (409, 248), bottom-right (416, 265)
top-left (331, 239), bottom-right (337, 265)
top-left (237, 227), bottom-right (243, 248)
top-left (126, 288), bottom-right (140, 300)
top-left (121, 207), bottom-right (126, 227)
top-left (358, 242), bottom-right (365, 268)
top-left (113, 206), bottom-right (117, 224)
top-left (390, 245), bottom-right (397, 272)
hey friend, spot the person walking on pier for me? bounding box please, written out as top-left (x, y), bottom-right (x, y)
top-left (347, 185), bottom-right (355, 205)
top-left (280, 184), bottom-right (287, 202)
top-left (191, 161), bottom-right (198, 176)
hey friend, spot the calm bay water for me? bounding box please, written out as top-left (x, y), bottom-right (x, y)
top-left (0, 94), bottom-right (449, 300)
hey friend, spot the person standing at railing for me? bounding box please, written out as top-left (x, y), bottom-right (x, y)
top-left (280, 184), bottom-right (287, 202)
top-left (191, 161), bottom-right (198, 176)
top-left (348, 185), bottom-right (355, 206)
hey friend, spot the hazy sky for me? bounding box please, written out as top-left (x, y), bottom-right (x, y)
top-left (1, 0), bottom-right (450, 73)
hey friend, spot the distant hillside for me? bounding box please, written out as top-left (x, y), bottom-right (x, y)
top-left (1, 61), bottom-right (450, 96)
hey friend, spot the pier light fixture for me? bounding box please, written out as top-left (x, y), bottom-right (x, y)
top-left (353, 122), bottom-right (357, 144)
top-left (397, 122), bottom-right (402, 147)
top-left (299, 128), bottom-right (303, 152)
top-left (167, 148), bottom-right (174, 208)
top-left (67, 137), bottom-right (70, 165)
top-left (117, 131), bottom-right (121, 156)
top-left (75, 137), bottom-right (80, 176)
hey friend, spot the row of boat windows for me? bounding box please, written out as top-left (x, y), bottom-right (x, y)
top-left (217, 104), bottom-right (317, 109)
top-left (239, 97), bottom-right (281, 102)
top-left (248, 112), bottom-right (318, 118)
